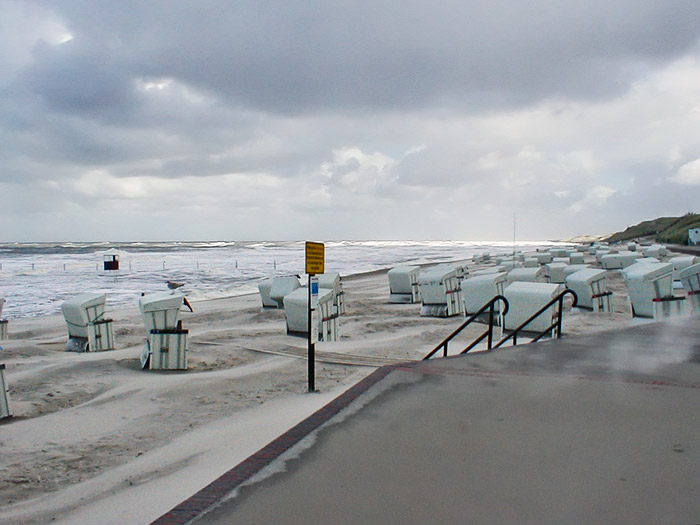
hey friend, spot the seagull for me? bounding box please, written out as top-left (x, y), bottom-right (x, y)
top-left (167, 280), bottom-right (185, 290)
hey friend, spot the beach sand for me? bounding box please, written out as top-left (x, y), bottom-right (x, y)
top-left (0, 250), bottom-right (687, 524)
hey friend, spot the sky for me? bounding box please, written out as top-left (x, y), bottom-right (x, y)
top-left (2, 1), bottom-right (700, 242)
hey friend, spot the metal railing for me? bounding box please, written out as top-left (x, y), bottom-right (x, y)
top-left (492, 289), bottom-right (577, 348)
top-left (423, 289), bottom-right (578, 359)
top-left (423, 295), bottom-right (509, 360)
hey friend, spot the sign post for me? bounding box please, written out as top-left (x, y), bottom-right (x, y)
top-left (305, 241), bottom-right (324, 392)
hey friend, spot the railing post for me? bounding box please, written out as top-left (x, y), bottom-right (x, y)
top-left (487, 303), bottom-right (495, 350)
top-left (443, 343), bottom-right (448, 357)
top-left (555, 296), bottom-right (564, 338)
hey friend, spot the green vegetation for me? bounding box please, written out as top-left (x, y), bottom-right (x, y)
top-left (605, 213), bottom-right (700, 245)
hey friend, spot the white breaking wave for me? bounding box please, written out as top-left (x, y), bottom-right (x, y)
top-left (0, 240), bottom-right (559, 318)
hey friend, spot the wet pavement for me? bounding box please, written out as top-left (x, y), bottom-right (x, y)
top-left (156, 317), bottom-right (700, 524)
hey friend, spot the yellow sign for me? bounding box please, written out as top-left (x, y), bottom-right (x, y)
top-left (305, 241), bottom-right (325, 275)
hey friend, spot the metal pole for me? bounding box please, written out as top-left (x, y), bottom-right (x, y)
top-left (308, 275), bottom-right (315, 392)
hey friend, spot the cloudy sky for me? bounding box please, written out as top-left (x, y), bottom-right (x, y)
top-left (2, 1), bottom-right (700, 242)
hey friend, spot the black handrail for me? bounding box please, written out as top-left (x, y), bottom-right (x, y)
top-left (423, 295), bottom-right (509, 360)
top-left (493, 289), bottom-right (577, 349)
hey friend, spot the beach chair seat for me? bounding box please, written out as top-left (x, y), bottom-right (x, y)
top-left (565, 268), bottom-right (610, 311)
top-left (418, 266), bottom-right (464, 317)
top-left (269, 276), bottom-right (302, 309)
top-left (461, 272), bottom-right (507, 315)
top-left (283, 287), bottom-right (338, 341)
top-left (139, 291), bottom-right (188, 370)
top-left (388, 265), bottom-right (421, 304)
top-left (679, 263), bottom-right (700, 314)
top-left (622, 262), bottom-right (677, 319)
top-left (61, 293), bottom-right (114, 352)
top-left (503, 282), bottom-right (564, 334)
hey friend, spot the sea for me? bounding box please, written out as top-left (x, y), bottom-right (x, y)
top-left (0, 240), bottom-right (562, 319)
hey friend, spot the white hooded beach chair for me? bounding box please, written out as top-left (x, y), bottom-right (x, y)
top-left (0, 363), bottom-right (10, 419)
top-left (507, 267), bottom-right (545, 284)
top-left (462, 272), bottom-right (507, 315)
top-left (418, 266), bottom-right (464, 317)
top-left (565, 268), bottom-right (610, 311)
top-left (669, 256), bottom-right (699, 281)
top-left (622, 262), bottom-right (678, 319)
top-left (317, 272), bottom-right (345, 315)
top-left (472, 266), bottom-right (505, 276)
top-left (600, 251), bottom-right (641, 270)
top-left (545, 262), bottom-right (570, 284)
top-left (269, 276), bottom-right (302, 309)
top-left (257, 278), bottom-right (277, 308)
top-left (535, 252), bottom-right (553, 264)
top-left (388, 265), bottom-right (421, 303)
top-left (283, 287), bottom-right (338, 341)
top-left (642, 245), bottom-right (667, 259)
top-left (568, 252), bottom-right (585, 264)
top-left (522, 257), bottom-right (539, 268)
top-left (61, 293), bottom-right (115, 352)
top-left (549, 248), bottom-right (569, 258)
top-left (678, 263), bottom-right (700, 314)
top-left (503, 282), bottom-right (564, 334)
top-left (139, 291), bottom-right (189, 370)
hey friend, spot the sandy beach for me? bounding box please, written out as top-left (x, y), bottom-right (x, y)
top-left (0, 248), bottom-right (690, 524)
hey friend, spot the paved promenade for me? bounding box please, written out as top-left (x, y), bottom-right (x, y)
top-left (156, 316), bottom-right (700, 524)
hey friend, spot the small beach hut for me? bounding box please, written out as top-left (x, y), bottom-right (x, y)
top-left (139, 291), bottom-right (188, 370)
top-left (461, 272), bottom-right (507, 315)
top-left (506, 267), bottom-right (545, 284)
top-left (600, 251), bottom-right (641, 270)
top-left (103, 250), bottom-right (120, 271)
top-left (622, 263), bottom-right (675, 318)
top-left (0, 363), bottom-right (10, 419)
top-left (257, 278), bottom-right (277, 308)
top-left (61, 293), bottom-right (114, 352)
top-left (269, 276), bottom-right (302, 309)
top-left (679, 263), bottom-right (700, 314)
top-left (503, 282), bottom-right (564, 334)
top-left (669, 256), bottom-right (699, 281)
top-left (565, 268), bottom-right (610, 311)
top-left (317, 272), bottom-right (345, 315)
top-left (388, 265), bottom-right (421, 303)
top-left (282, 287), bottom-right (338, 341)
top-left (418, 266), bottom-right (464, 317)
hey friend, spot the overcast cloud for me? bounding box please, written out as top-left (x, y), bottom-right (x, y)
top-left (2, 0), bottom-right (700, 241)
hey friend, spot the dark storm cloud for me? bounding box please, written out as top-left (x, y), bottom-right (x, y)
top-left (3, 0), bottom-right (700, 241)
top-left (22, 0), bottom-right (700, 116)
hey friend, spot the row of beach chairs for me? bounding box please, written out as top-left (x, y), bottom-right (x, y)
top-left (388, 245), bottom-right (700, 326)
top-left (61, 291), bottom-right (192, 370)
